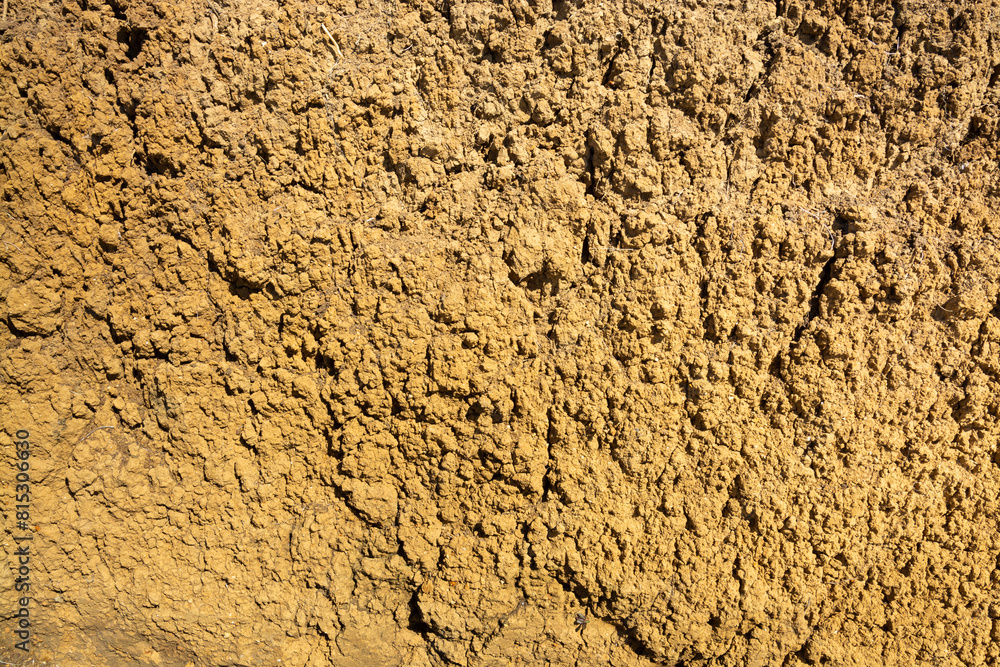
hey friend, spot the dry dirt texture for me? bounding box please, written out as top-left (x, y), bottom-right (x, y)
top-left (2, 0), bottom-right (1000, 665)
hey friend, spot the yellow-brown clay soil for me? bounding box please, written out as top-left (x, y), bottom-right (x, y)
top-left (2, 0), bottom-right (1000, 665)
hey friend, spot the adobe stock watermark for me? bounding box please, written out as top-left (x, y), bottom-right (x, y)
top-left (11, 428), bottom-right (32, 652)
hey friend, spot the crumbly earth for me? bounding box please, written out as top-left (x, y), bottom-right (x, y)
top-left (1, 0), bottom-right (1000, 665)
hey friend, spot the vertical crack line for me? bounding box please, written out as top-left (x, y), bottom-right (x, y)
top-left (584, 143), bottom-right (596, 197)
top-left (793, 254), bottom-right (837, 343)
top-left (542, 407), bottom-right (555, 502)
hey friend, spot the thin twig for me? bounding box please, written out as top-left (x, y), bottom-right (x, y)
top-left (321, 23), bottom-right (343, 61)
top-left (77, 426), bottom-right (115, 444)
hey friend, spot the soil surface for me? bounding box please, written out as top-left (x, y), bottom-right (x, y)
top-left (2, 0), bottom-right (1000, 665)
